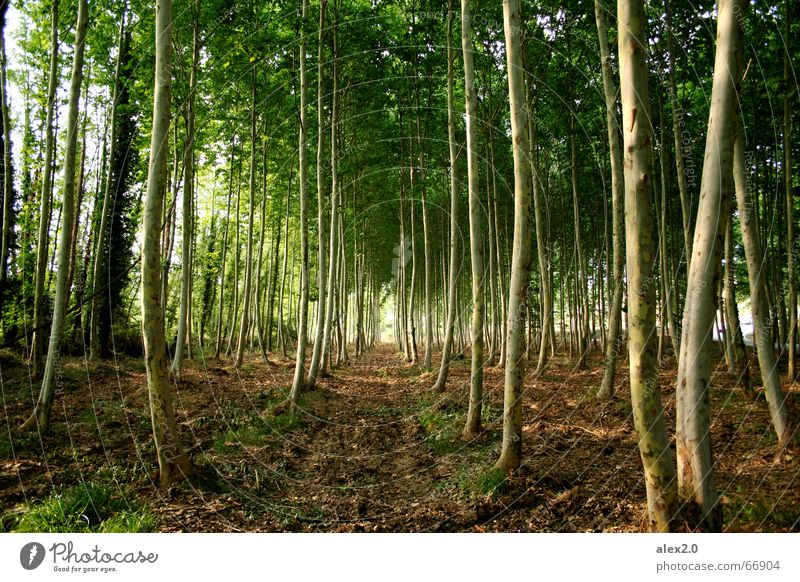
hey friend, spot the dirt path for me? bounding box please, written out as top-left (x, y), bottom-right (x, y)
top-left (2, 343), bottom-right (798, 532)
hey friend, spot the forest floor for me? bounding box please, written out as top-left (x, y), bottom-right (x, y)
top-left (1, 343), bottom-right (799, 532)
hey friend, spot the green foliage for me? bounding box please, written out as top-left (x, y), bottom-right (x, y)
top-left (449, 464), bottom-right (508, 500)
top-left (417, 406), bottom-right (460, 454)
top-left (13, 483), bottom-right (154, 533)
top-left (213, 396), bottom-right (305, 454)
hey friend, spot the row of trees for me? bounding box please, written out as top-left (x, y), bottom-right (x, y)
top-left (0, 0), bottom-right (795, 530)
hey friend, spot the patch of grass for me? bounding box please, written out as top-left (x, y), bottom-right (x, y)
top-left (79, 409), bottom-right (99, 425)
top-left (13, 483), bottom-right (154, 533)
top-left (418, 408), bottom-right (461, 454)
top-left (213, 408), bottom-right (304, 453)
top-left (458, 466), bottom-right (509, 499)
top-left (729, 498), bottom-right (799, 531)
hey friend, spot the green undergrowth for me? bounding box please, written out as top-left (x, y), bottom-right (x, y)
top-left (726, 496), bottom-right (800, 532)
top-left (12, 483), bottom-right (154, 533)
top-left (416, 397), bottom-right (462, 454)
top-left (212, 390), bottom-right (306, 454)
top-left (444, 463), bottom-right (509, 500)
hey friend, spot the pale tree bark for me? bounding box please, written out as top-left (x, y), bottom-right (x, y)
top-left (321, 11), bottom-right (339, 375)
top-left (675, 0), bottom-right (746, 533)
top-left (235, 71), bottom-right (258, 368)
top-left (461, 0), bottom-right (484, 440)
top-left (414, 66), bottom-right (434, 372)
top-left (433, 0), bottom-right (459, 393)
top-left (215, 142), bottom-right (235, 358)
top-left (527, 97), bottom-right (552, 377)
top-left (784, 0), bottom-right (795, 381)
top-left (657, 91), bottom-right (680, 359)
top-left (306, 0), bottom-right (328, 389)
top-left (31, 0), bottom-right (59, 376)
top-left (618, 0), bottom-right (678, 531)
top-left (723, 217), bottom-right (753, 398)
top-left (224, 173), bottom-right (241, 355)
top-left (492, 142), bottom-right (508, 365)
top-left (22, 0), bottom-right (89, 432)
top-left (289, 0), bottom-right (311, 404)
top-left (278, 156), bottom-right (293, 357)
top-left (172, 0), bottom-right (199, 377)
top-left (138, 0), bottom-right (191, 484)
top-left (485, 139), bottom-right (498, 363)
top-left (595, 0), bottom-right (625, 399)
top-left (495, 0), bottom-right (534, 472)
top-left (733, 116), bottom-right (792, 448)
top-left (255, 129), bottom-right (269, 360)
top-left (569, 111), bottom-right (590, 368)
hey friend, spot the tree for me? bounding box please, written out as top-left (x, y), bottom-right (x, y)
top-left (595, 0), bottom-right (625, 400)
top-left (306, 0), bottom-right (328, 390)
top-left (140, 0), bottom-right (192, 485)
top-left (495, 0), bottom-right (534, 472)
top-left (432, 0), bottom-right (459, 394)
top-left (675, 0), bottom-right (746, 533)
top-left (289, 0), bottom-right (311, 406)
top-left (783, 0), bottom-right (795, 381)
top-left (733, 111), bottom-right (792, 450)
top-left (617, 0), bottom-right (678, 531)
top-left (173, 0), bottom-right (200, 377)
top-left (461, 0), bottom-right (484, 440)
top-left (31, 0), bottom-right (60, 377)
top-left (235, 71), bottom-right (258, 368)
top-left (21, 0), bottom-right (89, 432)
top-left (321, 4), bottom-right (340, 376)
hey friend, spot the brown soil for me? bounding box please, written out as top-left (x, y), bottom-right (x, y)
top-left (1, 343), bottom-right (798, 532)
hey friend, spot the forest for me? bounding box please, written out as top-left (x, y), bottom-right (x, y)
top-left (0, 0), bottom-right (798, 534)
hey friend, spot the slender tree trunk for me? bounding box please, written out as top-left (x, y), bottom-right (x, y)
top-left (734, 115), bottom-right (792, 448)
top-left (784, 0), bottom-right (796, 381)
top-left (321, 12), bottom-right (339, 375)
top-left (493, 147), bottom-right (507, 367)
top-left (595, 0), bottom-right (625, 399)
top-left (486, 139), bottom-right (498, 364)
top-left (525, 105), bottom-right (551, 376)
top-left (255, 128), bottom-right (270, 361)
top-left (225, 167), bottom-right (241, 356)
top-left (235, 72), bottom-right (258, 367)
top-left (172, 1), bottom-right (199, 377)
top-left (415, 75), bottom-right (434, 373)
top-left (278, 155), bottom-right (294, 357)
top-left (675, 0), bottom-right (746, 533)
top-left (22, 0), bottom-right (89, 432)
top-left (289, 0), bottom-right (311, 405)
top-left (31, 0), bottom-right (60, 376)
top-left (138, 0), bottom-right (191, 484)
top-left (569, 111), bottom-right (589, 368)
top-left (306, 0), bottom-right (328, 389)
top-left (618, 0), bottom-right (679, 531)
top-left (495, 0), bottom-right (534, 472)
top-left (461, 0), bottom-right (484, 439)
top-left (66, 82), bottom-right (89, 304)
top-left (433, 0), bottom-right (459, 393)
top-left (724, 217), bottom-right (754, 397)
top-left (215, 142), bottom-right (235, 358)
